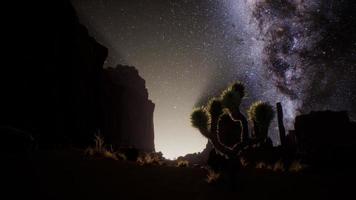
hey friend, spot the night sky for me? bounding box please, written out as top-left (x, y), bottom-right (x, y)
top-left (72, 0), bottom-right (356, 159)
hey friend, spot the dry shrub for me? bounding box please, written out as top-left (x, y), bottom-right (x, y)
top-left (273, 160), bottom-right (285, 172)
top-left (206, 169), bottom-right (221, 184)
top-left (240, 157), bottom-right (249, 168)
top-left (176, 159), bottom-right (189, 167)
top-left (256, 161), bottom-right (267, 169)
top-left (289, 160), bottom-right (307, 172)
top-left (137, 152), bottom-right (163, 166)
top-left (84, 134), bottom-right (119, 160)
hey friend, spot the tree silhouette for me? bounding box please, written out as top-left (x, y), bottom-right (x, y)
top-left (190, 82), bottom-right (247, 157)
top-left (247, 101), bottom-right (275, 141)
top-left (221, 82), bottom-right (249, 143)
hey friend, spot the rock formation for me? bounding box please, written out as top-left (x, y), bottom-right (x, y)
top-left (0, 0), bottom-right (155, 152)
top-left (178, 142), bottom-right (213, 165)
top-left (294, 110), bottom-right (356, 166)
top-left (1, 0), bottom-right (108, 147)
top-left (102, 65), bottom-right (155, 152)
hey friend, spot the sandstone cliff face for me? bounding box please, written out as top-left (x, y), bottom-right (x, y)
top-left (1, 1), bottom-right (155, 152)
top-left (103, 66), bottom-right (155, 152)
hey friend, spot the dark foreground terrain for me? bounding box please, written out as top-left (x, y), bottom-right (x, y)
top-left (3, 150), bottom-right (354, 200)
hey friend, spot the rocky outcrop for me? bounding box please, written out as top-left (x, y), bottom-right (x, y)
top-left (294, 110), bottom-right (356, 166)
top-left (102, 65), bottom-right (155, 152)
top-left (178, 142), bottom-right (213, 165)
top-left (0, 0), bottom-right (156, 152)
top-left (0, 0), bottom-right (108, 147)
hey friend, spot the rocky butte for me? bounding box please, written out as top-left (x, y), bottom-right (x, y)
top-left (0, 0), bottom-right (155, 154)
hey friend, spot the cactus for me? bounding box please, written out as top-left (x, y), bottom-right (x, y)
top-left (247, 101), bottom-right (275, 140)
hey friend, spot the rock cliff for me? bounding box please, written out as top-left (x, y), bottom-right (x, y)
top-left (0, 0), bottom-right (155, 152)
top-left (102, 65), bottom-right (155, 152)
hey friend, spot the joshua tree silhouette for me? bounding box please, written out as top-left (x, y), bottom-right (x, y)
top-left (190, 82), bottom-right (248, 158)
top-left (191, 82), bottom-right (276, 168)
top-left (221, 82), bottom-right (249, 144)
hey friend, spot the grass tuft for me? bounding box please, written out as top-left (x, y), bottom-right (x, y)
top-left (137, 152), bottom-right (164, 166)
top-left (273, 160), bottom-right (285, 172)
top-left (206, 169), bottom-right (221, 184)
top-left (289, 160), bottom-right (307, 172)
top-left (256, 161), bottom-right (267, 169)
top-left (84, 134), bottom-right (119, 160)
top-left (240, 157), bottom-right (249, 168)
top-left (176, 159), bottom-right (189, 167)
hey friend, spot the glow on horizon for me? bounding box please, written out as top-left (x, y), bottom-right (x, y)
top-left (154, 121), bottom-right (207, 160)
top-left (148, 77), bottom-right (211, 160)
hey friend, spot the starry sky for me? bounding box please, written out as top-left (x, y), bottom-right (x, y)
top-left (72, 0), bottom-right (356, 159)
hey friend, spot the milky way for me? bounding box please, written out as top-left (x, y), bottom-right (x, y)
top-left (226, 0), bottom-right (356, 126)
top-left (72, 0), bottom-right (356, 158)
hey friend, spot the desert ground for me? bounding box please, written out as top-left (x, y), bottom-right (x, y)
top-left (3, 149), bottom-right (354, 200)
